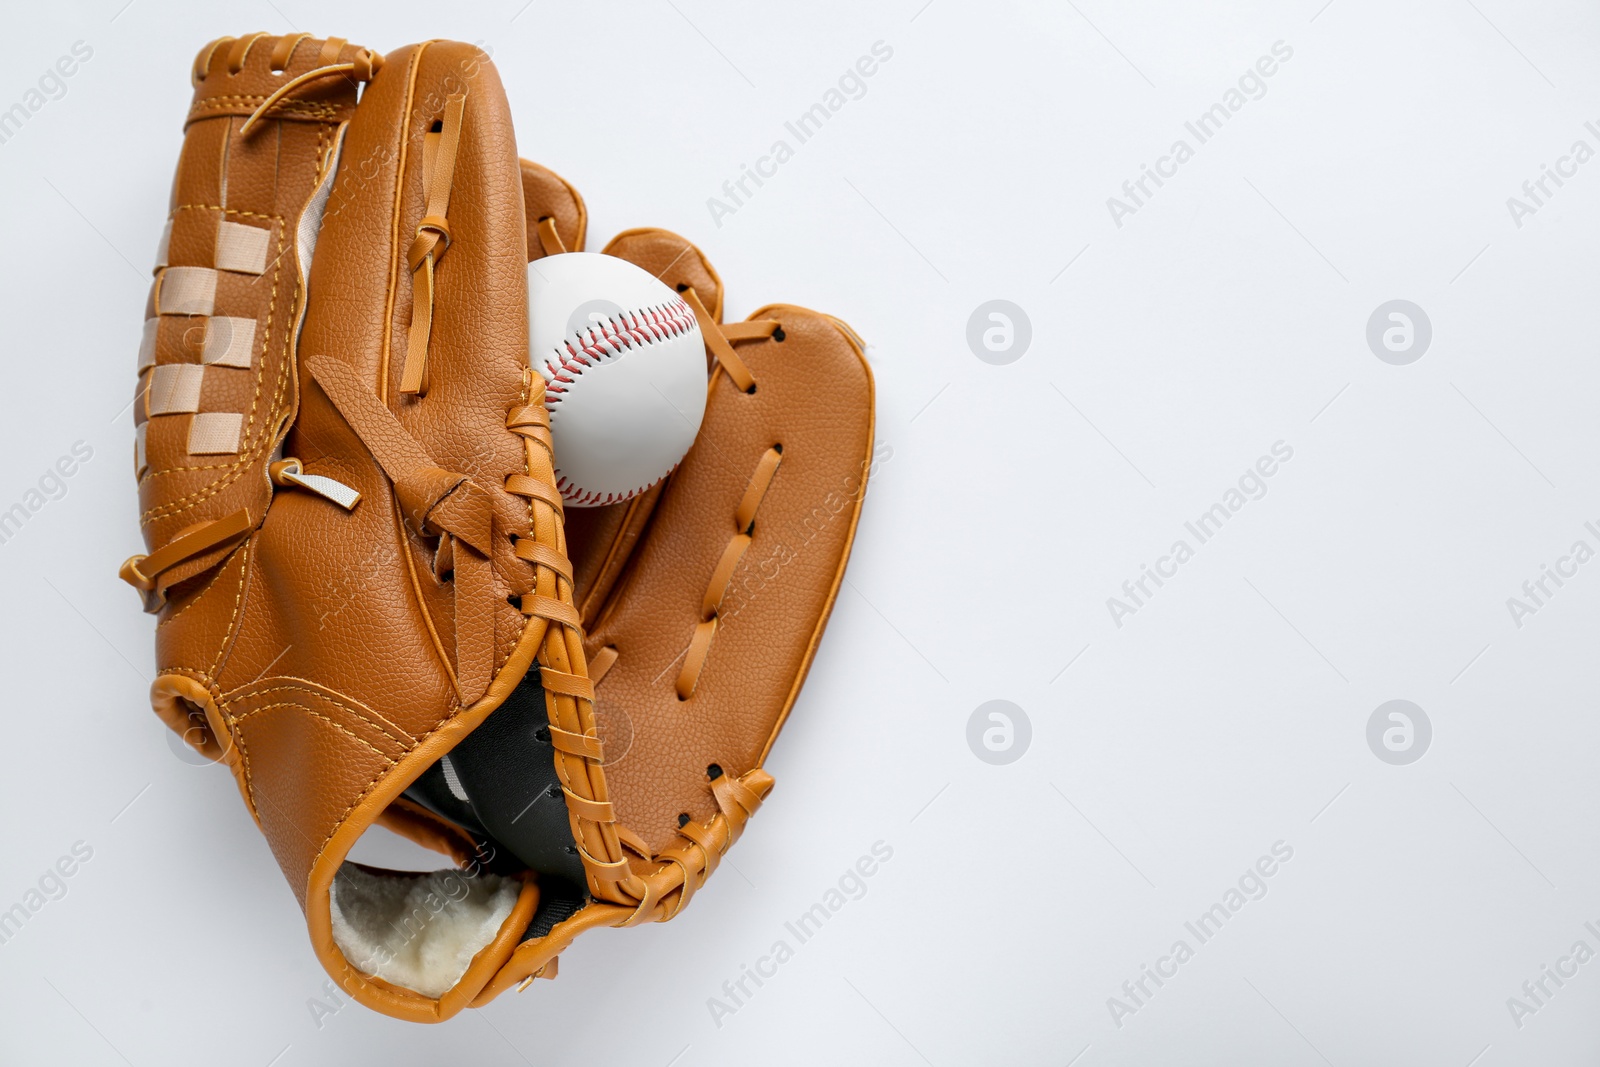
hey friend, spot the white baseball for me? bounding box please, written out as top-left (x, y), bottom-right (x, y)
top-left (526, 252), bottom-right (707, 507)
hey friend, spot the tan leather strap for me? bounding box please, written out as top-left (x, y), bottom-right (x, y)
top-left (539, 667), bottom-right (595, 702)
top-left (562, 789), bottom-right (615, 822)
top-left (505, 474), bottom-right (564, 511)
top-left (574, 439), bottom-right (778, 709)
top-left (520, 594), bottom-right (581, 629)
top-left (675, 446), bottom-right (783, 699)
top-left (306, 354), bottom-right (495, 703)
top-left (712, 772), bottom-right (765, 828)
top-left (548, 725), bottom-right (603, 761)
top-left (638, 769), bottom-right (772, 924)
top-left (536, 217), bottom-right (566, 257)
top-left (506, 401), bottom-right (553, 440)
top-left (588, 644), bottom-right (619, 686)
top-left (675, 619), bottom-right (718, 701)
top-left (735, 446), bottom-right (783, 533)
top-left (226, 33), bottom-right (270, 75)
top-left (682, 287), bottom-right (754, 392)
top-left (192, 38), bottom-right (230, 82)
top-left (513, 537), bottom-right (573, 581)
top-left (120, 508), bottom-right (252, 595)
top-left (700, 534), bottom-right (752, 620)
top-left (720, 320), bottom-right (780, 342)
top-left (400, 95), bottom-right (467, 396)
top-left (613, 824), bottom-right (652, 858)
top-left (269, 33), bottom-right (310, 71)
top-left (677, 820), bottom-right (719, 879)
top-left (582, 850), bottom-right (633, 882)
top-left (311, 359), bottom-right (442, 506)
top-left (238, 49), bottom-right (382, 136)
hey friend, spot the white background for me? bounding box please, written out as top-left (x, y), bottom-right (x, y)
top-left (3, 0), bottom-right (1599, 1063)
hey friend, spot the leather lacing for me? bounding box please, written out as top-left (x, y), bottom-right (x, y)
top-left (121, 35), bottom-right (382, 613)
top-left (127, 88), bottom-right (463, 606)
top-left (120, 509), bottom-right (253, 608)
top-left (399, 96), bottom-right (467, 396)
top-left (507, 303), bottom-right (787, 930)
top-left (216, 35), bottom-right (383, 137)
top-left (502, 383), bottom-right (636, 906)
top-left (676, 442), bottom-right (782, 699)
top-left (664, 292), bottom-right (781, 698)
top-left (304, 354), bottom-right (509, 704)
top-left (535, 216), bottom-right (567, 257)
top-left (554, 294), bottom-right (783, 703)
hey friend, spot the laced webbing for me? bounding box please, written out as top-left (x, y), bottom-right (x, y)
top-left (502, 385), bottom-right (635, 898)
top-left (501, 324), bottom-right (788, 928)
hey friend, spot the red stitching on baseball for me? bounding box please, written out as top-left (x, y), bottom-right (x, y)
top-left (537, 297), bottom-right (696, 505)
top-left (555, 463), bottom-right (682, 506)
top-left (541, 297), bottom-right (696, 408)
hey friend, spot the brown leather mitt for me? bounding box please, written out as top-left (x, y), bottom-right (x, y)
top-left (122, 31), bottom-right (874, 1023)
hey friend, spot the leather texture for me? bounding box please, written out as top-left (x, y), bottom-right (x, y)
top-left (123, 32), bottom-right (875, 1024)
top-left (129, 35), bottom-right (560, 1022)
top-left (583, 296), bottom-right (874, 853)
top-left (131, 33), bottom-right (369, 613)
top-left (468, 220), bottom-right (878, 997)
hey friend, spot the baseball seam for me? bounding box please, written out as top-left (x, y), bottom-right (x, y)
top-left (540, 296), bottom-right (698, 505)
top-left (540, 297), bottom-right (696, 408)
top-left (555, 464), bottom-right (679, 508)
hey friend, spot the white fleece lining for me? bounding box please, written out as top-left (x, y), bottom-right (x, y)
top-left (330, 862), bottom-right (519, 998)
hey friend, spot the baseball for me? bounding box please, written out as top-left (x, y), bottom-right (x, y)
top-left (527, 253), bottom-right (708, 507)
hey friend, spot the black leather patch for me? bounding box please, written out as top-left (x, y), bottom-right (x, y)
top-left (401, 667), bottom-right (591, 936)
top-left (437, 666), bottom-right (588, 887)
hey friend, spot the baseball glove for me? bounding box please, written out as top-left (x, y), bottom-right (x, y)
top-left (121, 32), bottom-right (875, 1022)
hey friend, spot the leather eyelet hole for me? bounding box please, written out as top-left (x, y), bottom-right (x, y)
top-left (534, 726), bottom-right (550, 744)
top-left (744, 384), bottom-right (757, 395)
top-left (506, 594), bottom-right (520, 606)
top-left (675, 283), bottom-right (689, 293)
top-left (771, 326), bottom-right (786, 342)
top-left (547, 784), bottom-right (562, 799)
top-left (771, 443), bottom-right (783, 454)
top-left (677, 813), bottom-right (691, 828)
top-left (706, 763), bottom-right (723, 780)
